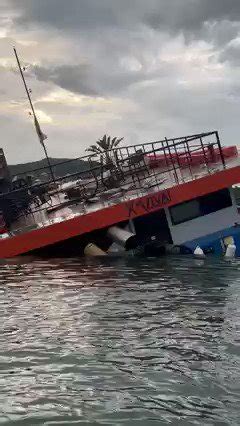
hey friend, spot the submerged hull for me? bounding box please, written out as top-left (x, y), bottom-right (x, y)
top-left (182, 225), bottom-right (240, 257)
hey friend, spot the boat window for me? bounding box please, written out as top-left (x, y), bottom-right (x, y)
top-left (170, 188), bottom-right (232, 225)
top-left (170, 199), bottom-right (201, 225)
top-left (200, 189), bottom-right (232, 215)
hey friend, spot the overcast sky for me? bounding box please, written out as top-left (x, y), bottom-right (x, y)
top-left (1, 0), bottom-right (240, 163)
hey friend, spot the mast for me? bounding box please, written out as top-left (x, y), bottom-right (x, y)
top-left (13, 47), bottom-right (55, 183)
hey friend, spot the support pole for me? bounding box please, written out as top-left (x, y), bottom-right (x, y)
top-left (13, 47), bottom-right (55, 183)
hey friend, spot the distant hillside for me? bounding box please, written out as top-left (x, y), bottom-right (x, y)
top-left (9, 157), bottom-right (98, 181)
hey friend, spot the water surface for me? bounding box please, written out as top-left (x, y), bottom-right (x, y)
top-left (0, 255), bottom-right (240, 425)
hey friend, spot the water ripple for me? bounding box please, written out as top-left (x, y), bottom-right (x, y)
top-left (0, 256), bottom-right (240, 424)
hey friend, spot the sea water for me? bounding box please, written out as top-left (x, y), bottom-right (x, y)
top-left (0, 255), bottom-right (240, 425)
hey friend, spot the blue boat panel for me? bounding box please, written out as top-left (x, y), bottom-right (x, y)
top-left (183, 225), bottom-right (240, 256)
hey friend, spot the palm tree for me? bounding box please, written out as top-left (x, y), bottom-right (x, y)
top-left (86, 135), bottom-right (124, 187)
top-left (86, 135), bottom-right (123, 163)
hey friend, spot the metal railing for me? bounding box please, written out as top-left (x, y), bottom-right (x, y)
top-left (0, 131), bottom-right (227, 232)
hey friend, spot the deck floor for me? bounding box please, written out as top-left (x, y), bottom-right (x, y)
top-left (10, 155), bottom-right (240, 234)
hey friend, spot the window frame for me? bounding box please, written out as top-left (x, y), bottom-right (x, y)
top-left (169, 188), bottom-right (233, 226)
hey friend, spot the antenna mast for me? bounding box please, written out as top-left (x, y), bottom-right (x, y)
top-left (13, 47), bottom-right (55, 183)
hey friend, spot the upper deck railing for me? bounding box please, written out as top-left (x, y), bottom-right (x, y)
top-left (0, 130), bottom-right (233, 233)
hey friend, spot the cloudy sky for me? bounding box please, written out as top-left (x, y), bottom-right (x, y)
top-left (1, 0), bottom-right (240, 163)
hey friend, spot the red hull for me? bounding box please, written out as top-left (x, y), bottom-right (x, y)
top-left (0, 164), bottom-right (240, 258)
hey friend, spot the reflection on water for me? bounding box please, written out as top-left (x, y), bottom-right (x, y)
top-left (0, 255), bottom-right (240, 425)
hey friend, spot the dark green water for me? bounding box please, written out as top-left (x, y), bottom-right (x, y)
top-left (0, 256), bottom-right (240, 425)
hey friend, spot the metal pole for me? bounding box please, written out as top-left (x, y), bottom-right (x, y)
top-left (42, 142), bottom-right (55, 183)
top-left (215, 131), bottom-right (226, 169)
top-left (13, 47), bottom-right (56, 183)
top-left (165, 137), bottom-right (179, 184)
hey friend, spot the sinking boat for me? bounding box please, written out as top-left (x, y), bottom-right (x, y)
top-left (0, 130), bottom-right (239, 258)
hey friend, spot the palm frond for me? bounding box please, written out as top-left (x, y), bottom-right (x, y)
top-left (97, 134), bottom-right (109, 151)
top-left (86, 135), bottom-right (124, 158)
top-left (114, 137), bottom-right (124, 147)
top-left (110, 137), bottom-right (117, 150)
top-left (85, 145), bottom-right (101, 154)
top-left (107, 136), bottom-right (111, 150)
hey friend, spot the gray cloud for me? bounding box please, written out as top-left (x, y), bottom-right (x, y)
top-left (219, 43), bottom-right (240, 66)
top-left (9, 0), bottom-right (140, 31)
top-left (146, 0), bottom-right (240, 33)
top-left (34, 64), bottom-right (99, 96)
top-left (33, 61), bottom-right (157, 97)
top-left (9, 0), bottom-right (240, 35)
top-left (1, 0), bottom-right (240, 164)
